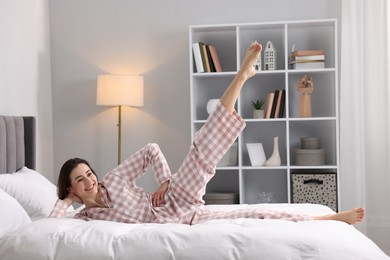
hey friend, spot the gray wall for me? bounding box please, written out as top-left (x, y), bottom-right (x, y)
top-left (49, 0), bottom-right (341, 191)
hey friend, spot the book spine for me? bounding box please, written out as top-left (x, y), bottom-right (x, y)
top-left (292, 61), bottom-right (325, 69)
top-left (201, 44), bottom-right (210, 72)
top-left (274, 90), bottom-right (283, 118)
top-left (293, 55), bottom-right (325, 61)
top-left (206, 45), bottom-right (216, 72)
top-left (278, 89), bottom-right (286, 118)
top-left (208, 45), bottom-right (222, 72)
top-left (265, 92), bottom-right (275, 119)
top-left (270, 90), bottom-right (280, 118)
top-left (192, 43), bottom-right (204, 73)
top-left (292, 50), bottom-right (324, 56)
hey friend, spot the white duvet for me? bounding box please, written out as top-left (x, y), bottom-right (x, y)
top-left (1, 204), bottom-right (388, 260)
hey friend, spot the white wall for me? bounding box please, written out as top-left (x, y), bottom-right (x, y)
top-left (48, 0), bottom-right (341, 191)
top-left (0, 0), bottom-right (53, 180)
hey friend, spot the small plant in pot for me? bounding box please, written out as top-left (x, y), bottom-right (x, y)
top-left (251, 99), bottom-right (265, 119)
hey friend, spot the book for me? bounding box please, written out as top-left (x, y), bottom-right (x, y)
top-left (206, 45), bottom-right (216, 72)
top-left (270, 90), bottom-right (280, 118)
top-left (201, 44), bottom-right (211, 72)
top-left (274, 90), bottom-right (283, 118)
top-left (208, 45), bottom-right (222, 72)
top-left (291, 61), bottom-right (325, 69)
top-left (278, 89), bottom-right (286, 118)
top-left (292, 49), bottom-right (324, 57)
top-left (264, 92), bottom-right (275, 119)
top-left (293, 54), bottom-right (325, 61)
top-left (192, 42), bottom-right (204, 73)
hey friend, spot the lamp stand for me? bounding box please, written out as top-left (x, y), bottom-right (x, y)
top-left (117, 105), bottom-right (122, 165)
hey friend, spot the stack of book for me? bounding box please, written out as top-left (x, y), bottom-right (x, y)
top-left (264, 89), bottom-right (285, 119)
top-left (289, 50), bottom-right (325, 70)
top-left (192, 42), bottom-right (222, 73)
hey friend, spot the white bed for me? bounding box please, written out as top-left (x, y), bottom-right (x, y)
top-left (0, 202), bottom-right (389, 260)
top-left (0, 116), bottom-right (389, 260)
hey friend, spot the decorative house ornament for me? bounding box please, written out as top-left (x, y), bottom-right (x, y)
top-left (264, 41), bottom-right (276, 70)
top-left (252, 41), bottom-right (262, 70)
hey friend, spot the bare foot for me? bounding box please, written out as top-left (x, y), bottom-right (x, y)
top-left (314, 208), bottom-right (365, 225)
top-left (238, 42), bottom-right (262, 80)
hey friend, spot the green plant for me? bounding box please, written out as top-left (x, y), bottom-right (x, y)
top-left (251, 98), bottom-right (265, 110)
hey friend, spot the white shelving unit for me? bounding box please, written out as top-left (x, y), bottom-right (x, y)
top-left (189, 19), bottom-right (339, 209)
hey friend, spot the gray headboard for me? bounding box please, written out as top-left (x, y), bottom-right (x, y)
top-left (0, 116), bottom-right (36, 174)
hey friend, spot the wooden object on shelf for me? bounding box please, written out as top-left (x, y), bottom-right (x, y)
top-left (297, 75), bottom-right (314, 117)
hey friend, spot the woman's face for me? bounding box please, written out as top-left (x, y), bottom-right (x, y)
top-left (67, 163), bottom-right (98, 200)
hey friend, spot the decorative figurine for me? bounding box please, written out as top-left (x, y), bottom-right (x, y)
top-left (297, 75), bottom-right (314, 117)
top-left (264, 41), bottom-right (276, 70)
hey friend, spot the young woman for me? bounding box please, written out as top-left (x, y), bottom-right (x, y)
top-left (50, 43), bottom-right (365, 225)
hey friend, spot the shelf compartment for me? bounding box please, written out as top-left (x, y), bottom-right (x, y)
top-left (190, 26), bottom-right (237, 73)
top-left (288, 72), bottom-right (336, 118)
top-left (240, 72), bottom-right (286, 119)
top-left (206, 169), bottom-right (240, 194)
top-left (238, 23), bottom-right (286, 70)
top-left (242, 169), bottom-right (288, 204)
top-left (241, 121), bottom-right (287, 167)
top-left (289, 120), bottom-right (337, 166)
top-left (192, 76), bottom-right (235, 121)
top-left (287, 20), bottom-right (336, 69)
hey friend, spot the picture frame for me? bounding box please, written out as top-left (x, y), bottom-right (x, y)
top-left (246, 143), bottom-right (266, 166)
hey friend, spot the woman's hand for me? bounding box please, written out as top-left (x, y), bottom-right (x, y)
top-left (63, 192), bottom-right (83, 206)
top-left (152, 180), bottom-right (169, 207)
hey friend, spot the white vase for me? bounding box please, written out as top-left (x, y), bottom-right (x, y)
top-left (206, 99), bottom-right (220, 115)
top-left (265, 136), bottom-right (281, 166)
top-left (253, 109), bottom-right (264, 119)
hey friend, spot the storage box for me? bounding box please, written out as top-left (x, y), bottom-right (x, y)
top-left (203, 192), bottom-right (239, 205)
top-left (290, 172), bottom-right (338, 211)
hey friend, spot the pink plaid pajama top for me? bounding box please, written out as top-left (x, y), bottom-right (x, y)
top-left (50, 101), bottom-right (313, 224)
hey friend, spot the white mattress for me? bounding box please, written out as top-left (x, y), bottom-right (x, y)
top-left (1, 204), bottom-right (388, 260)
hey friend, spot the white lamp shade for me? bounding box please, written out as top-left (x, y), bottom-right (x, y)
top-left (97, 75), bottom-right (144, 107)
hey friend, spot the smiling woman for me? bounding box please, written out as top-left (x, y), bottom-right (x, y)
top-left (48, 43), bottom-right (365, 227)
top-left (61, 159), bottom-right (106, 209)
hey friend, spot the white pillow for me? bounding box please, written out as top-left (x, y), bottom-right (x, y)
top-left (0, 188), bottom-right (31, 237)
top-left (0, 167), bottom-right (73, 221)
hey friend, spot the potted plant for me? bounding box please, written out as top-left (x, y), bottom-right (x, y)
top-left (251, 98), bottom-right (265, 118)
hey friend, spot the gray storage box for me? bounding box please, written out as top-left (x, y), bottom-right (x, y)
top-left (203, 192), bottom-right (239, 205)
top-left (290, 172), bottom-right (338, 212)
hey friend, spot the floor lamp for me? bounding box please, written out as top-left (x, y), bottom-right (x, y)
top-left (96, 75), bottom-right (144, 165)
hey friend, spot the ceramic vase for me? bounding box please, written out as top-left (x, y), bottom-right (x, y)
top-left (265, 136), bottom-right (281, 166)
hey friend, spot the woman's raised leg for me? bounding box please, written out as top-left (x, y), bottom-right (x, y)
top-left (220, 42), bottom-right (262, 113)
top-left (169, 43), bottom-right (262, 206)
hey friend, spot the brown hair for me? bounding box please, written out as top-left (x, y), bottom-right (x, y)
top-left (57, 158), bottom-right (98, 200)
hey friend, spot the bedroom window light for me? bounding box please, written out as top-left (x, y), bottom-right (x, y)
top-left (96, 75), bottom-right (144, 165)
